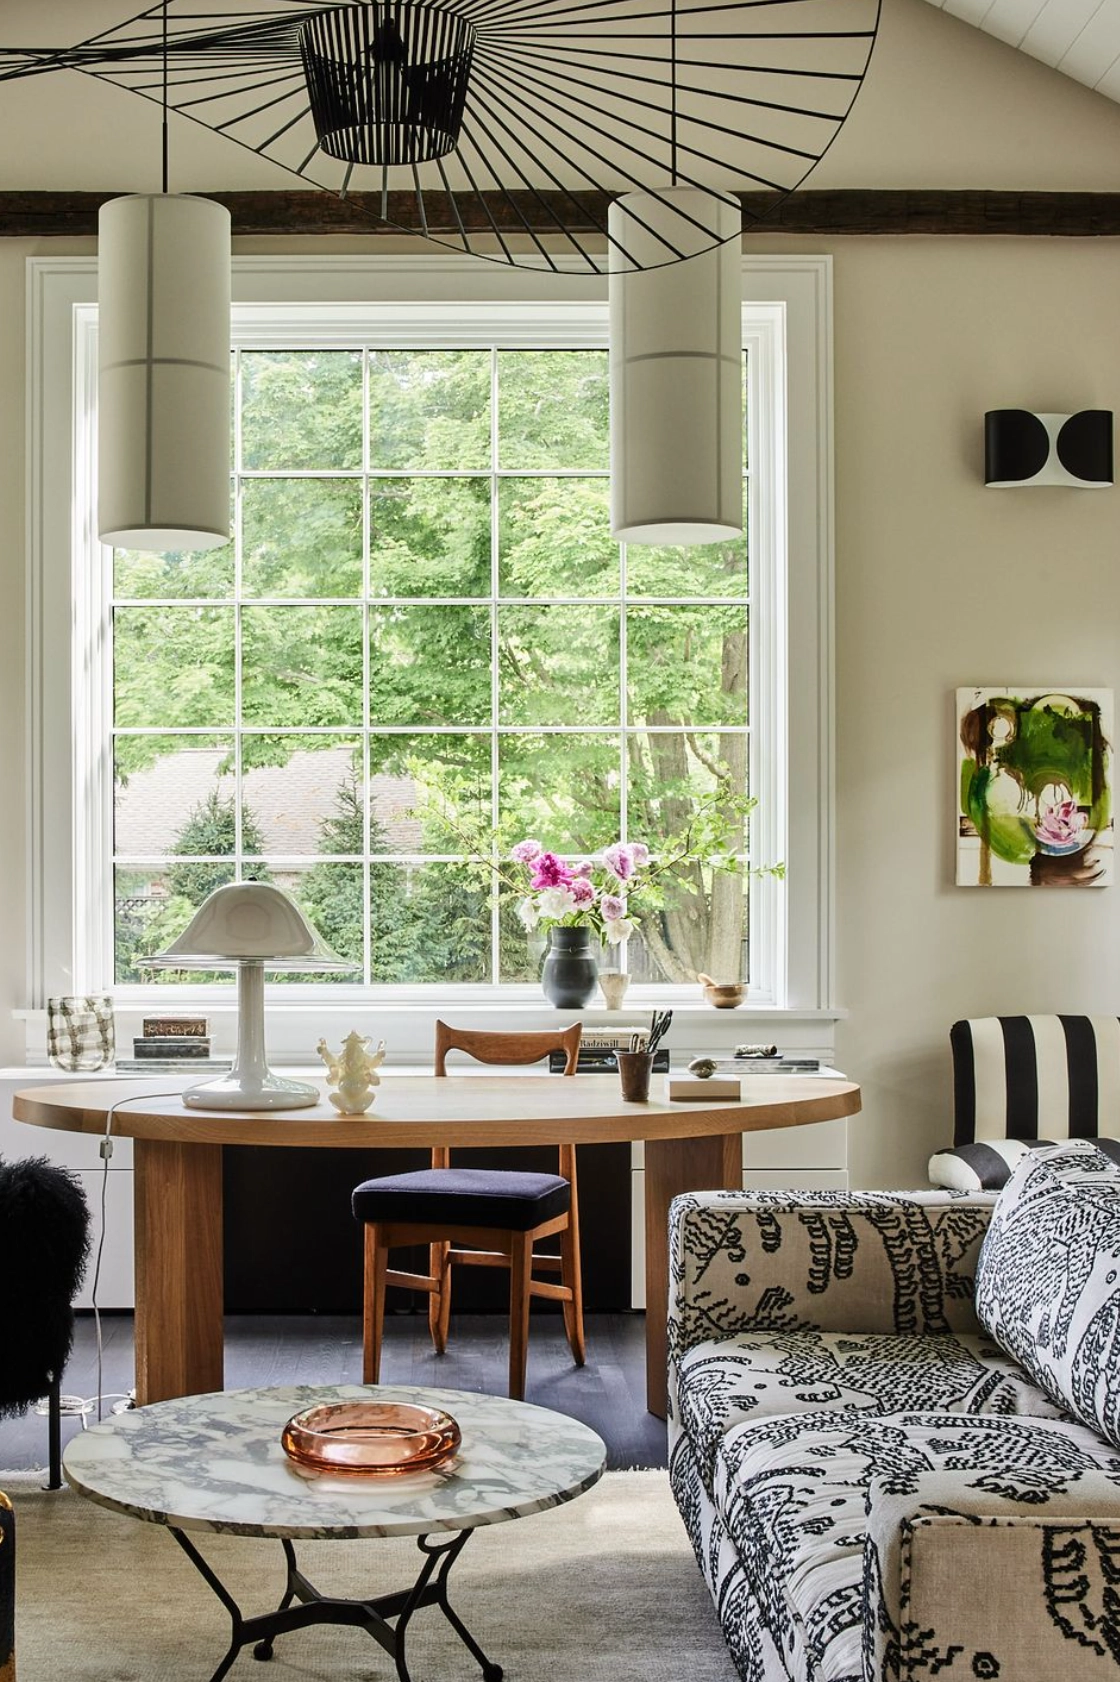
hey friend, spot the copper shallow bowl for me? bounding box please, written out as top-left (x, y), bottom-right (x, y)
top-left (281, 1402), bottom-right (461, 1476)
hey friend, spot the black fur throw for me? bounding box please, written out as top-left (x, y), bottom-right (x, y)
top-left (0, 1156), bottom-right (91, 1415)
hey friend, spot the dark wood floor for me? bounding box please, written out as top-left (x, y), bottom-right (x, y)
top-left (0, 1311), bottom-right (667, 1475)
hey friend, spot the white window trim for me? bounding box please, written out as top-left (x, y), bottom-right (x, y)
top-left (24, 252), bottom-right (837, 1061)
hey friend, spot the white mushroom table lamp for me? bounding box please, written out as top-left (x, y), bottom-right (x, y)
top-left (143, 882), bottom-right (356, 1111)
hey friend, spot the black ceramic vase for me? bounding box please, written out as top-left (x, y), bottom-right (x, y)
top-left (540, 926), bottom-right (598, 1009)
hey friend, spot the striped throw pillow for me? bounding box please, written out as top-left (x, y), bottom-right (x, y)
top-left (930, 1135), bottom-right (1120, 1192)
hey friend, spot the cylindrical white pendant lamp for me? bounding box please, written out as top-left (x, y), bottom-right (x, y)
top-left (98, 193), bottom-right (232, 552)
top-left (609, 188), bottom-right (742, 545)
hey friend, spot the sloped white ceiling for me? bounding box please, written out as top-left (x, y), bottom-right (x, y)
top-left (921, 1), bottom-right (1120, 103)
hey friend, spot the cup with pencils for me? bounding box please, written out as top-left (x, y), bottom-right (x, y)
top-left (616, 1011), bottom-right (672, 1102)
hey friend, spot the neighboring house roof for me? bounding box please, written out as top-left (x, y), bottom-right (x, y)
top-left (115, 747), bottom-right (422, 857)
top-left (921, 1), bottom-right (1120, 102)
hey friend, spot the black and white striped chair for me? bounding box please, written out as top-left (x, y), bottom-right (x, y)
top-left (928, 1015), bottom-right (1120, 1192)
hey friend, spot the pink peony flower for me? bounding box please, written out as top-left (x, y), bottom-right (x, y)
top-left (629, 842), bottom-right (650, 866)
top-left (530, 851), bottom-right (574, 889)
top-left (510, 838), bottom-right (543, 864)
top-left (603, 842), bottom-right (635, 882)
top-left (572, 860), bottom-right (594, 879)
top-left (601, 893), bottom-right (627, 922)
top-left (528, 854), bottom-right (571, 894)
top-left (1036, 799), bottom-right (1087, 848)
top-left (569, 877), bottom-right (596, 908)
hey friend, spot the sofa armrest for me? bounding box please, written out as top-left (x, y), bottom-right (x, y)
top-left (864, 1469), bottom-right (1120, 1682)
top-left (667, 1190), bottom-right (994, 1401)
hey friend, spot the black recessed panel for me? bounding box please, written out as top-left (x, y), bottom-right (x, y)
top-left (223, 1142), bottom-right (632, 1314)
top-left (1057, 410), bottom-right (1113, 484)
top-left (985, 409), bottom-right (1049, 483)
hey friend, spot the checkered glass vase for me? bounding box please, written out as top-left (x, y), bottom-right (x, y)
top-left (47, 995), bottom-right (115, 1072)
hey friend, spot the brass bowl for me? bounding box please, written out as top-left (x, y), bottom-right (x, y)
top-left (281, 1402), bottom-right (461, 1476)
top-left (701, 981), bottom-right (745, 1009)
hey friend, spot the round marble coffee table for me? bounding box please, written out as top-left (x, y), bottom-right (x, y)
top-left (63, 1383), bottom-right (606, 1682)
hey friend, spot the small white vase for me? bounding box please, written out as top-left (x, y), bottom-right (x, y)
top-left (599, 972), bottom-right (631, 1011)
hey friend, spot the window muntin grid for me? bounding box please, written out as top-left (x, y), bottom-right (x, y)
top-left (111, 344), bottom-right (751, 989)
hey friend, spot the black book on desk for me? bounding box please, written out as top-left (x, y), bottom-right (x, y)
top-left (549, 1048), bottom-right (670, 1074)
top-left (132, 1036), bottom-right (212, 1060)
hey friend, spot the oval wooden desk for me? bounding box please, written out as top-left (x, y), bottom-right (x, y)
top-left (14, 1072), bottom-right (861, 1418)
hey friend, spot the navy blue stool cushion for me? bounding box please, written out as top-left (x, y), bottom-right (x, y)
top-left (352, 1168), bottom-right (571, 1232)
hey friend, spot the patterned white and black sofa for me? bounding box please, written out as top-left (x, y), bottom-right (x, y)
top-left (668, 1150), bottom-right (1120, 1682)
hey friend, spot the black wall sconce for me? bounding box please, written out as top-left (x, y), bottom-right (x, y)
top-left (985, 409), bottom-right (1114, 488)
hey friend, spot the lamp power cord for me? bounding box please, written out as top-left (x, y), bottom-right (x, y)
top-left (43, 1087), bottom-right (189, 1429)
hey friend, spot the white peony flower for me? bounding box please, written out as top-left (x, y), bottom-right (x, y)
top-left (538, 886), bottom-right (577, 920)
top-left (604, 916), bottom-right (636, 945)
top-left (516, 896), bottom-right (540, 930)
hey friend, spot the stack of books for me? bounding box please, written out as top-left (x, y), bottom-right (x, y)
top-left (116, 1017), bottom-right (232, 1073)
top-left (549, 1027), bottom-right (670, 1074)
top-left (665, 1053), bottom-right (844, 1101)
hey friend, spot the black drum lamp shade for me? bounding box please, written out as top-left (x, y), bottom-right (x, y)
top-left (300, 3), bottom-right (475, 167)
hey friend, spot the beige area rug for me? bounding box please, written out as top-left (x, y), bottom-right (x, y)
top-left (9, 1469), bottom-right (737, 1682)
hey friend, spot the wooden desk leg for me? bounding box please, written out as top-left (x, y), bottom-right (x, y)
top-left (134, 1139), bottom-right (224, 1405)
top-left (644, 1133), bottom-right (742, 1419)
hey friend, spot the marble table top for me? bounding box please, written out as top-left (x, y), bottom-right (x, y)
top-left (63, 1384), bottom-right (607, 1540)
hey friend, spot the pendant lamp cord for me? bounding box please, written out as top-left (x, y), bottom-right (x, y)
top-left (161, 0), bottom-right (170, 194)
top-left (665, 0), bottom-right (676, 185)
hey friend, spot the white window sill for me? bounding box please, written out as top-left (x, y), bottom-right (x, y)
top-left (13, 997), bottom-right (843, 1067)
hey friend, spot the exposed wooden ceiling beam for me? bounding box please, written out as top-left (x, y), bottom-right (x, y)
top-left (3, 190), bottom-right (1120, 239)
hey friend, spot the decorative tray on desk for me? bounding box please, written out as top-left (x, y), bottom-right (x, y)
top-left (281, 1401), bottom-right (461, 1476)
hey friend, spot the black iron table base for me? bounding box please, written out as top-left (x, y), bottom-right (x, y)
top-left (169, 1526), bottom-right (503, 1682)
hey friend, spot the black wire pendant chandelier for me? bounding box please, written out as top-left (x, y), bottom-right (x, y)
top-left (0, 0), bottom-right (880, 272)
top-left (300, 3), bottom-right (477, 167)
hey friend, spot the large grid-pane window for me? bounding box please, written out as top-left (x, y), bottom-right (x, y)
top-left (111, 343), bottom-right (750, 989)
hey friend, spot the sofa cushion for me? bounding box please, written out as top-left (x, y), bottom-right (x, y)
top-left (676, 1327), bottom-right (1065, 1485)
top-left (711, 1409), bottom-right (1120, 1682)
top-left (351, 1168), bottom-right (570, 1231)
top-left (976, 1138), bottom-right (1120, 1448)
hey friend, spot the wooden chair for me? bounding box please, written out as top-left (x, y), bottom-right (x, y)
top-left (352, 1022), bottom-right (585, 1400)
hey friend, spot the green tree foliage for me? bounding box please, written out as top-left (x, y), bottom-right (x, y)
top-left (115, 792), bottom-right (270, 983)
top-left (296, 769), bottom-right (489, 983)
top-left (165, 791), bottom-right (270, 902)
top-left (113, 346), bottom-right (757, 986)
top-left (296, 769), bottom-right (367, 974)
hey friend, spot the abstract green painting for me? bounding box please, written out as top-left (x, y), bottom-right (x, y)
top-left (957, 687), bottom-right (1113, 887)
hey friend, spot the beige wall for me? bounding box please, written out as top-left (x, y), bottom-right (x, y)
top-left (826, 234), bottom-right (1120, 1185)
top-left (2, 0), bottom-right (1120, 1182)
